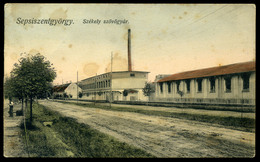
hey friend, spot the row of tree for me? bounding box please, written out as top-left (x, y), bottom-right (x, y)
top-left (4, 53), bottom-right (56, 124)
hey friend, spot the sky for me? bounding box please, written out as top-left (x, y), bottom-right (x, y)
top-left (4, 4), bottom-right (255, 84)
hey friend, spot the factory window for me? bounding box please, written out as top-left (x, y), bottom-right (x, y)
top-left (108, 80), bottom-right (110, 87)
top-left (224, 76), bottom-right (232, 92)
top-left (167, 82), bottom-right (171, 93)
top-left (176, 80), bottom-right (180, 92)
top-left (241, 73), bottom-right (250, 92)
top-left (130, 73), bottom-right (135, 77)
top-left (159, 82), bottom-right (163, 93)
top-left (197, 78), bottom-right (202, 93)
top-left (185, 79), bottom-right (190, 93)
top-left (209, 77), bottom-right (216, 93)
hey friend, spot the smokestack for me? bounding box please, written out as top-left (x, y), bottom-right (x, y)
top-left (128, 29), bottom-right (132, 71)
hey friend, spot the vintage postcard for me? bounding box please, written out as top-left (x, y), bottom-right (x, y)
top-left (4, 3), bottom-right (255, 158)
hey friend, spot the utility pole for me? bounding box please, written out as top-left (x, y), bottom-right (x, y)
top-left (94, 73), bottom-right (97, 105)
top-left (77, 70), bottom-right (78, 104)
top-left (110, 52), bottom-right (113, 108)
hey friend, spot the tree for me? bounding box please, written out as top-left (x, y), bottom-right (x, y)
top-left (10, 53), bottom-right (56, 124)
top-left (4, 74), bottom-right (26, 113)
top-left (63, 92), bottom-right (68, 100)
top-left (142, 82), bottom-right (155, 101)
top-left (4, 76), bottom-right (15, 103)
top-left (177, 90), bottom-right (184, 98)
top-left (123, 90), bottom-right (128, 97)
top-left (177, 90), bottom-right (184, 111)
top-left (78, 92), bottom-right (83, 98)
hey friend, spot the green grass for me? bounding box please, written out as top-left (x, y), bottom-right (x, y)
top-left (57, 101), bottom-right (255, 133)
top-left (20, 102), bottom-right (154, 157)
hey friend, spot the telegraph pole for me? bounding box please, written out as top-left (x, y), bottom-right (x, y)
top-left (94, 73), bottom-right (97, 105)
top-left (77, 70), bottom-right (78, 104)
top-left (110, 52), bottom-right (113, 108)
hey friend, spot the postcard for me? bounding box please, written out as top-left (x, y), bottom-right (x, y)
top-left (4, 3), bottom-right (255, 158)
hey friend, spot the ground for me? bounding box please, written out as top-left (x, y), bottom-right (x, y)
top-left (3, 100), bottom-right (28, 157)
top-left (38, 100), bottom-right (255, 158)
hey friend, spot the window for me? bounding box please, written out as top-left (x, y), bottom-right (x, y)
top-left (108, 80), bottom-right (110, 87)
top-left (197, 78), bottom-right (202, 92)
top-left (159, 82), bottom-right (163, 93)
top-left (185, 80), bottom-right (190, 93)
top-left (209, 77), bottom-right (216, 93)
top-left (241, 73), bottom-right (250, 91)
top-left (167, 82), bottom-right (172, 93)
top-left (176, 81), bottom-right (180, 92)
top-left (224, 76), bottom-right (232, 92)
top-left (130, 73), bottom-right (135, 77)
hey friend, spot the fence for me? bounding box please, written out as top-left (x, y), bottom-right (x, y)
top-left (153, 97), bottom-right (255, 105)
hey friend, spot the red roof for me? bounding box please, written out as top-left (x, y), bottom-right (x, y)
top-left (157, 61), bottom-right (255, 82)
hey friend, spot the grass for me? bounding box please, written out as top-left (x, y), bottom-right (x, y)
top-left (57, 100), bottom-right (255, 133)
top-left (20, 102), bottom-right (154, 157)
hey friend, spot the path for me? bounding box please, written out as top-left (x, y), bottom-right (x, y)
top-left (3, 100), bottom-right (28, 157)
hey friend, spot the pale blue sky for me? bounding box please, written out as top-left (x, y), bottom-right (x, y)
top-left (5, 4), bottom-right (255, 84)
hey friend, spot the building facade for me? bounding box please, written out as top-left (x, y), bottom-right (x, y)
top-left (79, 71), bottom-right (149, 101)
top-left (65, 83), bottom-right (82, 99)
top-left (156, 61), bottom-right (255, 105)
top-left (52, 83), bottom-right (71, 98)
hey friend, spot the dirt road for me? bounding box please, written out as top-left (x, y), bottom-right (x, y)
top-left (39, 100), bottom-right (255, 158)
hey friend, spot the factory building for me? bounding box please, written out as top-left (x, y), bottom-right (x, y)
top-left (79, 71), bottom-right (149, 101)
top-left (156, 61), bottom-right (255, 105)
top-left (78, 29), bottom-right (150, 101)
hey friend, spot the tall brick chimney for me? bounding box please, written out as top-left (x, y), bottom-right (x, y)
top-left (128, 29), bottom-right (132, 72)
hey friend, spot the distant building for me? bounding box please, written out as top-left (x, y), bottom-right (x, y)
top-left (52, 83), bottom-right (71, 98)
top-left (154, 74), bottom-right (171, 82)
top-left (52, 82), bottom-right (82, 99)
top-left (156, 61), bottom-right (255, 105)
top-left (79, 71), bottom-right (149, 101)
top-left (65, 83), bottom-right (82, 99)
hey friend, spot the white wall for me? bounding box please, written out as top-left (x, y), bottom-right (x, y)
top-left (65, 83), bottom-right (82, 99)
top-left (155, 72), bottom-right (255, 104)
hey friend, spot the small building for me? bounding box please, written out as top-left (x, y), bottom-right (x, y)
top-left (65, 82), bottom-right (82, 99)
top-left (52, 83), bottom-right (71, 99)
top-left (156, 61), bottom-right (255, 105)
top-left (79, 71), bottom-right (149, 101)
